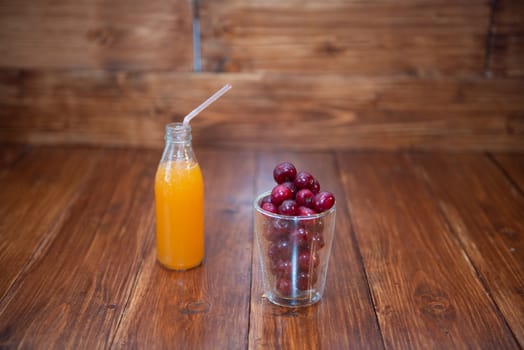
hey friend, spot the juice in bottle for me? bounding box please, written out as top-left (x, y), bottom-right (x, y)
top-left (154, 123), bottom-right (204, 270)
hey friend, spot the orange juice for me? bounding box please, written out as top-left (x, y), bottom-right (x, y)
top-left (155, 160), bottom-right (204, 270)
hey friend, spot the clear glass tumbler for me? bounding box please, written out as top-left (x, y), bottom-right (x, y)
top-left (254, 191), bottom-right (336, 307)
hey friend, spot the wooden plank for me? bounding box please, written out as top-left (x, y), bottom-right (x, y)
top-left (492, 153), bottom-right (524, 189)
top-left (0, 147), bottom-right (97, 299)
top-left (199, 1), bottom-right (489, 75)
top-left (249, 152), bottom-right (384, 349)
top-left (0, 0), bottom-right (193, 70)
top-left (489, 0), bottom-right (524, 77)
top-left (337, 152), bottom-right (518, 349)
top-left (411, 153), bottom-right (524, 346)
top-left (1, 71), bottom-right (523, 151)
top-left (112, 149), bottom-right (255, 349)
top-left (0, 149), bottom-right (158, 348)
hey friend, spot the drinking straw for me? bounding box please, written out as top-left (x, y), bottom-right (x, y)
top-left (183, 84), bottom-right (232, 127)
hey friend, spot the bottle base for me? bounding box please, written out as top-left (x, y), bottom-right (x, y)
top-left (157, 259), bottom-right (203, 271)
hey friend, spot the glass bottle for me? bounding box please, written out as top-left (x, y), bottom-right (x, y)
top-left (154, 123), bottom-right (204, 270)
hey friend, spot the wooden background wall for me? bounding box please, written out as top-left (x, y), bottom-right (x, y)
top-left (0, 0), bottom-right (523, 151)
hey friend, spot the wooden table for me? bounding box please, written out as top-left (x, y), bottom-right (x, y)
top-left (0, 145), bottom-right (523, 349)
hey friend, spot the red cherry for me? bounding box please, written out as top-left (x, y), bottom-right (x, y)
top-left (297, 206), bottom-right (317, 216)
top-left (276, 278), bottom-right (292, 296)
top-left (274, 260), bottom-right (293, 278)
top-left (261, 195), bottom-right (272, 205)
top-left (294, 171), bottom-right (315, 190)
top-left (297, 271), bottom-right (318, 291)
top-left (278, 199), bottom-right (298, 216)
top-left (311, 179), bottom-right (320, 194)
top-left (271, 184), bottom-right (293, 205)
top-left (296, 189), bottom-right (315, 208)
top-left (281, 181), bottom-right (298, 197)
top-left (261, 202), bottom-right (278, 214)
top-left (273, 162), bottom-right (297, 184)
top-left (298, 251), bottom-right (319, 271)
top-left (290, 227), bottom-right (310, 248)
top-left (313, 191), bottom-right (335, 212)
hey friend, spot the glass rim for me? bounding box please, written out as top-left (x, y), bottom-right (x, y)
top-left (254, 190), bottom-right (336, 220)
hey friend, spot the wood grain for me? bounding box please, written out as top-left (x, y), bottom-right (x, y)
top-left (0, 0), bottom-right (193, 70)
top-left (111, 149), bottom-right (256, 349)
top-left (199, 0), bottom-right (489, 76)
top-left (491, 153), bottom-right (524, 189)
top-left (250, 152), bottom-right (383, 349)
top-left (337, 152), bottom-right (518, 349)
top-left (489, 0), bottom-right (524, 77)
top-left (0, 144), bottom-right (28, 169)
top-left (410, 153), bottom-right (524, 346)
top-left (1, 71), bottom-right (523, 151)
top-left (0, 148), bottom-right (158, 348)
top-left (0, 147), bottom-right (97, 299)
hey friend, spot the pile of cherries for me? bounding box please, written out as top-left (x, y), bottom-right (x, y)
top-left (258, 162), bottom-right (335, 297)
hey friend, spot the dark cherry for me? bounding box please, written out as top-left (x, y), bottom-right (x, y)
top-left (297, 206), bottom-right (317, 216)
top-left (261, 195), bottom-right (272, 205)
top-left (261, 202), bottom-right (278, 214)
top-left (297, 271), bottom-right (318, 290)
top-left (290, 227), bottom-right (310, 248)
top-left (268, 239), bottom-right (292, 260)
top-left (281, 181), bottom-right (298, 197)
top-left (271, 184), bottom-right (293, 205)
top-left (274, 260), bottom-right (293, 278)
top-left (295, 189), bottom-right (315, 208)
top-left (298, 251), bottom-right (319, 271)
top-left (272, 219), bottom-right (292, 235)
top-left (310, 232), bottom-right (325, 249)
top-left (273, 162), bottom-right (297, 184)
top-left (294, 171), bottom-right (315, 190)
top-left (313, 191), bottom-right (335, 212)
top-left (311, 179), bottom-right (321, 194)
top-left (278, 199), bottom-right (298, 216)
top-left (276, 278), bottom-right (292, 296)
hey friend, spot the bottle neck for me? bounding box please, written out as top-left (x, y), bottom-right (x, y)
top-left (161, 123), bottom-right (196, 163)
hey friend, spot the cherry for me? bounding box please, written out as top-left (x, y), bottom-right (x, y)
top-left (278, 199), bottom-right (298, 216)
top-left (276, 278), bottom-right (292, 296)
top-left (290, 227), bottom-right (310, 248)
top-left (281, 181), bottom-right (298, 197)
top-left (261, 195), bottom-right (272, 205)
top-left (297, 271), bottom-right (318, 291)
top-left (273, 162), bottom-right (297, 184)
top-left (295, 189), bottom-right (315, 208)
top-left (313, 191), bottom-right (335, 212)
top-left (261, 202), bottom-right (278, 214)
top-left (294, 171), bottom-right (315, 190)
top-left (297, 206), bottom-right (317, 217)
top-left (310, 232), bottom-right (325, 249)
top-left (274, 260), bottom-right (293, 278)
top-left (268, 239), bottom-right (292, 260)
top-left (311, 179), bottom-right (320, 194)
top-left (298, 251), bottom-right (319, 271)
top-left (271, 184), bottom-right (293, 205)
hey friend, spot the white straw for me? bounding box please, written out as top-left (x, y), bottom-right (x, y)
top-left (183, 84), bottom-right (232, 126)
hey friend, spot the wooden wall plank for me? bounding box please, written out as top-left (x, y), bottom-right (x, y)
top-left (0, 147), bottom-right (97, 299)
top-left (249, 152), bottom-right (384, 349)
top-left (410, 153), bottom-right (524, 346)
top-left (489, 0), bottom-right (524, 77)
top-left (0, 149), bottom-right (158, 348)
top-left (0, 71), bottom-right (523, 151)
top-left (0, 0), bottom-right (193, 70)
top-left (112, 149), bottom-right (255, 349)
top-left (200, 1), bottom-right (489, 76)
top-left (337, 152), bottom-right (518, 349)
